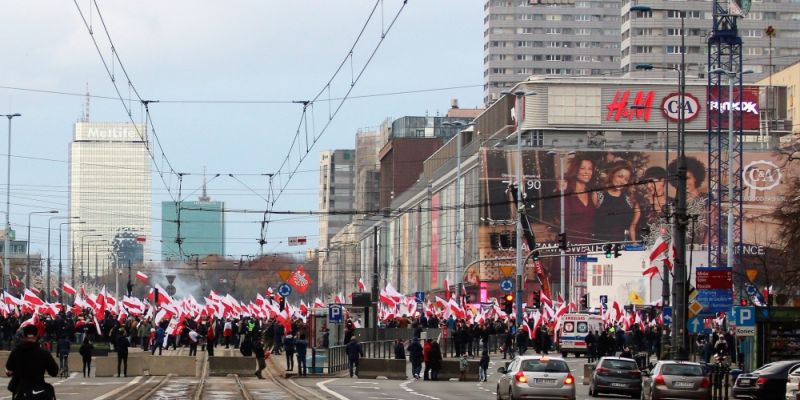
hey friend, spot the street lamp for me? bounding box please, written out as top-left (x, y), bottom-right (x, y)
top-left (709, 67), bottom-right (753, 273)
top-left (59, 220), bottom-right (84, 303)
top-left (1, 113), bottom-right (21, 291)
top-left (26, 210), bottom-right (58, 288)
top-left (442, 120), bottom-right (474, 302)
top-left (78, 233), bottom-right (101, 285)
top-left (501, 89), bottom-right (536, 324)
top-left (87, 239), bottom-right (107, 285)
top-left (547, 150), bottom-right (575, 302)
top-left (47, 215), bottom-right (74, 302)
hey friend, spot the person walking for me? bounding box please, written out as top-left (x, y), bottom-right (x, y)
top-left (206, 323), bottom-right (216, 357)
top-left (345, 338), bottom-right (363, 378)
top-left (423, 338), bottom-right (432, 380)
top-left (188, 329), bottom-right (199, 357)
top-left (253, 337), bottom-right (267, 379)
top-left (585, 330), bottom-right (597, 363)
top-left (152, 326), bottom-right (165, 355)
top-left (394, 339), bottom-right (406, 360)
top-left (116, 330), bottom-right (129, 377)
top-left (56, 334), bottom-right (71, 378)
top-left (407, 338), bottom-right (423, 379)
top-left (5, 325), bottom-right (58, 399)
top-left (479, 350), bottom-right (490, 382)
top-left (295, 334), bottom-right (308, 376)
top-left (428, 340), bottom-right (443, 381)
top-left (458, 354), bottom-right (468, 381)
top-left (79, 337), bottom-right (94, 378)
top-left (283, 334), bottom-right (295, 371)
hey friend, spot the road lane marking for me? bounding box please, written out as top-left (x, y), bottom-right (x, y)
top-left (95, 376), bottom-right (143, 400)
top-left (318, 378), bottom-right (351, 400)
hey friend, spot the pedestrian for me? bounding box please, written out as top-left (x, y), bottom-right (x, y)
top-left (295, 333), bottom-right (308, 376)
top-left (345, 337), bottom-right (364, 378)
top-left (585, 330), bottom-right (597, 363)
top-left (116, 329), bottom-right (129, 377)
top-left (458, 354), bottom-right (468, 381)
top-left (152, 326), bottom-right (165, 355)
top-left (479, 350), bottom-right (490, 382)
top-left (223, 319), bottom-right (233, 349)
top-left (253, 337), bottom-right (267, 379)
top-left (283, 334), bottom-right (296, 371)
top-left (5, 324), bottom-right (58, 399)
top-left (407, 338), bottom-right (423, 379)
top-left (423, 338), bottom-right (432, 380)
top-left (57, 334), bottom-right (71, 377)
top-left (79, 337), bottom-right (94, 378)
top-left (320, 324), bottom-right (330, 349)
top-left (188, 329), bottom-right (199, 357)
top-left (428, 340), bottom-right (443, 381)
top-left (394, 339), bottom-right (406, 360)
top-left (206, 323), bottom-right (216, 357)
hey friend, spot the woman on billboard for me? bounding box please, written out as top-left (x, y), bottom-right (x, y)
top-left (562, 154), bottom-right (597, 243)
top-left (639, 166), bottom-right (672, 230)
top-left (668, 156), bottom-right (710, 244)
top-left (593, 160), bottom-right (640, 242)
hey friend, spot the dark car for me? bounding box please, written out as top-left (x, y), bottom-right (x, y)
top-left (733, 360), bottom-right (800, 400)
top-left (589, 356), bottom-right (642, 398)
top-left (641, 361), bottom-right (710, 400)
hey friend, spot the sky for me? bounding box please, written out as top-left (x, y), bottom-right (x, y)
top-left (0, 1), bottom-right (484, 264)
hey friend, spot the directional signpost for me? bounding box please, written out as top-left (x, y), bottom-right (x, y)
top-left (733, 306), bottom-right (755, 336)
top-left (663, 306), bottom-right (672, 326)
top-left (328, 304), bottom-right (343, 323)
top-left (277, 283), bottom-right (292, 297)
top-left (599, 295), bottom-right (608, 305)
top-left (500, 278), bottom-right (514, 292)
top-left (695, 267), bottom-right (733, 316)
top-left (688, 316), bottom-right (707, 334)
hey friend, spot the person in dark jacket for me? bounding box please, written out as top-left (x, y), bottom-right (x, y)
top-left (479, 350), bottom-right (490, 382)
top-left (345, 338), bottom-right (364, 378)
top-left (56, 334), bottom-right (71, 376)
top-left (585, 331), bottom-right (597, 363)
top-left (295, 333), bottom-right (308, 376)
top-left (253, 337), bottom-right (267, 379)
top-left (79, 337), bottom-right (94, 377)
top-left (283, 334), bottom-right (296, 371)
top-left (116, 329), bottom-right (130, 377)
top-left (394, 339), bottom-right (406, 360)
top-left (5, 325), bottom-right (58, 399)
top-left (427, 340), bottom-right (443, 381)
top-left (407, 338), bottom-right (423, 379)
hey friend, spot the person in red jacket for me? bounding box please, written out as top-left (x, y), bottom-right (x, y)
top-left (423, 339), bottom-right (432, 381)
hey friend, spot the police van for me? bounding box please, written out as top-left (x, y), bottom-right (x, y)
top-left (557, 313), bottom-right (602, 358)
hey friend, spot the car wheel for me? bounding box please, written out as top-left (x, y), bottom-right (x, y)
top-left (630, 393), bottom-right (640, 399)
top-left (588, 385), bottom-right (593, 396)
top-left (496, 387), bottom-right (502, 400)
top-left (509, 388), bottom-right (516, 400)
top-left (562, 352), bottom-right (568, 358)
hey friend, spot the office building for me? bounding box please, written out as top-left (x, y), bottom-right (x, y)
top-left (161, 183), bottom-right (225, 261)
top-left (318, 149), bottom-right (356, 290)
top-left (69, 122), bottom-right (151, 283)
top-left (483, 0), bottom-right (623, 105)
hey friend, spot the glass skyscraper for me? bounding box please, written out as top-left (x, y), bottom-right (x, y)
top-left (161, 198), bottom-right (225, 261)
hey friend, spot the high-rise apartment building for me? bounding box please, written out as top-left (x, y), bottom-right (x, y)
top-left (160, 183), bottom-right (225, 262)
top-left (69, 122), bottom-right (151, 283)
top-left (483, 0), bottom-right (623, 105)
top-left (318, 149), bottom-right (356, 288)
top-left (621, 0), bottom-right (800, 82)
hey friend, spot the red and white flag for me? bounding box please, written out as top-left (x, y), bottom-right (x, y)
top-left (649, 235), bottom-right (668, 262)
top-left (642, 266), bottom-right (660, 279)
top-left (23, 289), bottom-right (44, 306)
top-left (357, 278), bottom-right (365, 292)
top-left (62, 282), bottom-right (77, 296)
top-left (135, 271), bottom-right (149, 282)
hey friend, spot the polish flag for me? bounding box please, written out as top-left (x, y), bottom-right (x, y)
top-left (62, 282), bottom-right (77, 296)
top-left (357, 278), bottom-right (365, 292)
top-left (539, 291), bottom-right (553, 307)
top-left (642, 266), bottom-right (660, 279)
top-left (663, 258), bottom-right (673, 271)
top-left (20, 311), bottom-right (39, 328)
top-left (612, 300), bottom-right (623, 322)
top-left (29, 287), bottom-right (41, 296)
top-left (649, 235), bottom-right (668, 262)
top-left (135, 271), bottom-right (149, 282)
top-left (444, 278), bottom-right (451, 300)
top-left (23, 289), bottom-right (44, 306)
top-left (50, 289), bottom-right (59, 299)
top-left (313, 298), bottom-right (325, 308)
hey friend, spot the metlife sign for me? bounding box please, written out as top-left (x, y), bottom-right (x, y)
top-left (75, 122), bottom-right (148, 143)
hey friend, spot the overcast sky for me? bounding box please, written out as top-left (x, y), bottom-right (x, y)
top-left (0, 1), bottom-right (483, 263)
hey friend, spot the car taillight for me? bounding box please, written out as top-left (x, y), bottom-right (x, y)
top-left (564, 374), bottom-right (575, 385)
top-left (701, 377), bottom-right (710, 388)
top-left (515, 371), bottom-right (527, 383)
top-left (756, 377), bottom-right (768, 386)
top-left (654, 374), bottom-right (665, 385)
top-left (595, 367), bottom-right (609, 375)
top-left (629, 370), bottom-right (641, 377)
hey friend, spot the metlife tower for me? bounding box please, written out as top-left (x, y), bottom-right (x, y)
top-left (69, 122), bottom-right (151, 284)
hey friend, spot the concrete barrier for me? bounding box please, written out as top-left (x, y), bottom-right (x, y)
top-left (356, 358), bottom-right (407, 379)
top-left (208, 356), bottom-right (256, 376)
top-left (438, 360), bottom-right (479, 381)
top-left (148, 356), bottom-right (197, 376)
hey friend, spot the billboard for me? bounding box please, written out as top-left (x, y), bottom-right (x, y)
top-left (707, 85), bottom-right (761, 131)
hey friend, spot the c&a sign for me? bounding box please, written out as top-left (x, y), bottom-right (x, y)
top-left (660, 92), bottom-right (701, 122)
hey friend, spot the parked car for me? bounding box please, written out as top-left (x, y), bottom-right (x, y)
top-left (733, 359), bottom-right (800, 399)
top-left (496, 355), bottom-right (576, 400)
top-left (588, 356), bottom-right (642, 398)
top-left (641, 361), bottom-right (710, 400)
top-left (786, 367), bottom-right (800, 400)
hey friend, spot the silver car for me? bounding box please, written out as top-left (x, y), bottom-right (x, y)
top-left (496, 355), bottom-right (576, 400)
top-left (641, 361), bottom-right (711, 400)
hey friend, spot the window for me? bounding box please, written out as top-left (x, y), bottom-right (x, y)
top-left (634, 28), bottom-right (652, 36)
top-left (575, 14), bottom-right (591, 21)
top-left (666, 45), bottom-right (684, 54)
top-left (635, 46), bottom-right (653, 54)
top-left (546, 54), bottom-right (562, 61)
top-left (744, 29), bottom-right (762, 37)
top-left (576, 28), bottom-right (591, 35)
top-left (546, 27), bottom-right (562, 34)
top-left (520, 359), bottom-right (570, 373)
top-left (667, 28), bottom-right (683, 36)
top-left (546, 14), bottom-right (562, 21)
top-left (576, 1), bottom-right (591, 7)
top-left (546, 41), bottom-right (562, 47)
top-left (592, 265), bottom-right (603, 286)
top-left (746, 11), bottom-right (763, 20)
top-left (603, 264), bottom-right (612, 285)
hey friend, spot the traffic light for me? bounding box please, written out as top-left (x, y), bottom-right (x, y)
top-left (603, 244), bottom-right (613, 259)
top-left (279, 296), bottom-right (286, 312)
top-left (533, 291), bottom-right (541, 308)
top-left (504, 294), bottom-right (514, 314)
top-left (558, 233), bottom-right (568, 251)
top-left (580, 294), bottom-right (588, 309)
top-left (532, 251), bottom-right (540, 261)
top-left (613, 243), bottom-right (622, 258)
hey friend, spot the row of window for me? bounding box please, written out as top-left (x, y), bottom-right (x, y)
top-left (487, 13), bottom-right (620, 22)
top-left (491, 27), bottom-right (621, 35)
top-left (488, 40), bottom-right (621, 49)
top-left (486, 54), bottom-right (619, 63)
top-left (485, 68), bottom-right (616, 76)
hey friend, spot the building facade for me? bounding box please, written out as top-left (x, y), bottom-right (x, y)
top-left (318, 149), bottom-right (356, 293)
top-left (161, 197), bottom-right (225, 262)
top-left (69, 122), bottom-right (151, 284)
top-left (483, 0), bottom-right (623, 105)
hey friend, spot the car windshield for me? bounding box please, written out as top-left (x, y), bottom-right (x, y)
top-left (662, 364), bottom-right (704, 377)
top-left (601, 359), bottom-right (638, 370)
top-left (521, 359), bottom-right (569, 373)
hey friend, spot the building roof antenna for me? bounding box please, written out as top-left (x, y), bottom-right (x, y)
top-left (199, 166), bottom-right (211, 202)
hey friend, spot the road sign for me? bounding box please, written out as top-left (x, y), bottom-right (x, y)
top-left (662, 306), bottom-right (672, 326)
top-left (695, 268), bottom-right (733, 315)
top-left (415, 291), bottom-right (426, 303)
top-left (599, 295), bottom-right (608, 305)
top-left (745, 283), bottom-right (758, 296)
top-left (688, 317), bottom-right (707, 334)
top-left (277, 283), bottom-right (292, 297)
top-left (623, 244), bottom-right (646, 251)
top-left (500, 278), bottom-right (514, 292)
top-left (328, 304), bottom-right (343, 323)
top-left (733, 306), bottom-right (756, 336)
top-left (576, 256), bottom-right (599, 263)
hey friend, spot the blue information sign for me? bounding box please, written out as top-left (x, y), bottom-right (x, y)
top-left (599, 295), bottom-right (608, 305)
top-left (500, 278), bottom-right (514, 292)
top-left (277, 283), bottom-right (292, 297)
top-left (696, 289), bottom-right (733, 315)
top-left (688, 317), bottom-right (707, 334)
top-left (623, 244), bottom-right (646, 251)
top-left (415, 291), bottom-right (426, 303)
top-left (328, 304), bottom-right (343, 323)
top-left (662, 306), bottom-right (672, 326)
top-left (576, 256), bottom-right (599, 263)
top-left (732, 306), bottom-right (755, 327)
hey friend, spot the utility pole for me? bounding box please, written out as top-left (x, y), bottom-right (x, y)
top-left (371, 226), bottom-right (379, 341)
top-left (672, 16), bottom-right (689, 360)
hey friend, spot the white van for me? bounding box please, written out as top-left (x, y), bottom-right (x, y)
top-left (558, 313), bottom-right (602, 358)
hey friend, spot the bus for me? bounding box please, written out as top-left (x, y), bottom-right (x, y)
top-left (557, 313), bottom-right (602, 358)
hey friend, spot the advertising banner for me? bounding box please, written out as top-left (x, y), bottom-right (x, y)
top-left (707, 85), bottom-right (761, 131)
